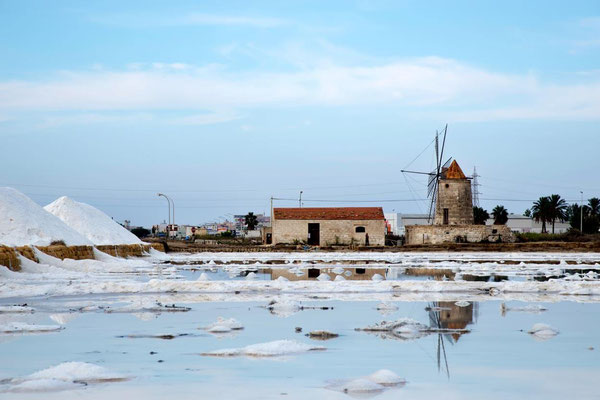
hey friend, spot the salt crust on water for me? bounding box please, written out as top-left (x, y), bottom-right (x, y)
top-left (528, 323), bottom-right (559, 338)
top-left (202, 339), bottom-right (325, 357)
top-left (45, 196), bottom-right (142, 245)
top-left (0, 187), bottom-right (91, 246)
top-left (203, 317), bottom-right (244, 333)
top-left (0, 322), bottom-right (63, 334)
top-left (327, 369), bottom-right (405, 394)
top-left (3, 362), bottom-right (128, 393)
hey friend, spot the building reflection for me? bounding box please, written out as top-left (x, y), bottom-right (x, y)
top-left (433, 301), bottom-right (477, 342)
top-left (266, 267), bottom-right (388, 281)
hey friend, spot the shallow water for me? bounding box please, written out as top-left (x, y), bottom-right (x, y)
top-left (1, 296), bottom-right (599, 399)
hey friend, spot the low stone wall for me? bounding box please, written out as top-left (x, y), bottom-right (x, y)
top-left (96, 243), bottom-right (164, 257)
top-left (0, 243), bottom-right (164, 271)
top-left (0, 246), bottom-right (21, 271)
top-left (405, 224), bottom-right (515, 245)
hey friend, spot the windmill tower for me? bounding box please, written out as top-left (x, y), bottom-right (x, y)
top-left (434, 160), bottom-right (474, 225)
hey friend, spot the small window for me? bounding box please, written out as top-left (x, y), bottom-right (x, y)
top-left (308, 268), bottom-right (320, 278)
top-left (443, 208), bottom-right (449, 225)
top-left (445, 183), bottom-right (449, 188)
top-left (355, 226), bottom-right (366, 233)
top-left (355, 268), bottom-right (366, 275)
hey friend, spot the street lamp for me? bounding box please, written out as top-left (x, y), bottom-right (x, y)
top-left (299, 191), bottom-right (303, 207)
top-left (580, 191), bottom-right (584, 232)
top-left (157, 193), bottom-right (171, 225)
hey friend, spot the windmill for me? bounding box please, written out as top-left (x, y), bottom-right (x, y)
top-left (401, 125), bottom-right (452, 223)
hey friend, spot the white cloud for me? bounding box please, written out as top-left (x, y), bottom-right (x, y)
top-left (0, 57), bottom-right (599, 122)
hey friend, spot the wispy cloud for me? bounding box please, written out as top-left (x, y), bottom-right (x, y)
top-left (170, 111), bottom-right (241, 126)
top-left (1, 57), bottom-right (599, 124)
top-left (91, 13), bottom-right (287, 28)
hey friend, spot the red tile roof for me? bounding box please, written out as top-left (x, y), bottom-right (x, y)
top-left (443, 160), bottom-right (467, 179)
top-left (274, 207), bottom-right (385, 220)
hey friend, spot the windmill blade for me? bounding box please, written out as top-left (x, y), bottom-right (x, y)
top-left (427, 171), bottom-right (437, 197)
top-left (439, 124), bottom-right (448, 168)
top-left (442, 157), bottom-right (452, 170)
top-left (428, 187), bottom-right (437, 223)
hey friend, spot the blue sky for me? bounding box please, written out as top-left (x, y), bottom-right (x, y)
top-left (1, 0), bottom-right (599, 226)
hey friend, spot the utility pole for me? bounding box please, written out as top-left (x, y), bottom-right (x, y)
top-left (299, 191), bottom-right (303, 207)
top-left (270, 196), bottom-right (274, 227)
top-left (472, 166), bottom-right (481, 208)
top-left (581, 191), bottom-right (584, 232)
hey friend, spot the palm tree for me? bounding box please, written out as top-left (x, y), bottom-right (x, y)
top-left (473, 207), bottom-right (489, 225)
top-left (531, 197), bottom-right (551, 234)
top-left (244, 212), bottom-right (259, 230)
top-left (523, 209), bottom-right (531, 217)
top-left (588, 198), bottom-right (600, 217)
top-left (547, 194), bottom-right (568, 234)
top-left (492, 205), bottom-right (508, 225)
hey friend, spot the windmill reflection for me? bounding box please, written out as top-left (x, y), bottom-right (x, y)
top-left (427, 301), bottom-right (478, 378)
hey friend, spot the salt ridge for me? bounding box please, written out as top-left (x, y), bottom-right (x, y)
top-left (44, 196), bottom-right (141, 245)
top-left (0, 187), bottom-right (91, 246)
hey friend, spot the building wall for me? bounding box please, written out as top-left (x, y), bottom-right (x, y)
top-left (434, 179), bottom-right (474, 225)
top-left (272, 219), bottom-right (386, 246)
top-left (384, 212), bottom-right (400, 235)
top-left (405, 224), bottom-right (514, 245)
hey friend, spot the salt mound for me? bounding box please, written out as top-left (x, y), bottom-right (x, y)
top-left (0, 187), bottom-right (91, 246)
top-left (202, 339), bottom-right (325, 357)
top-left (5, 361), bottom-right (129, 392)
top-left (0, 322), bottom-right (63, 334)
top-left (367, 369), bottom-right (406, 386)
top-left (528, 323), bottom-right (559, 339)
top-left (203, 317), bottom-right (244, 332)
top-left (44, 196), bottom-right (141, 245)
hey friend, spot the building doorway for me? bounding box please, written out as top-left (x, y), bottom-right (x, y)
top-left (307, 223), bottom-right (320, 245)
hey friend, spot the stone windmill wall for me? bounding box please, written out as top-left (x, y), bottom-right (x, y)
top-left (434, 161), bottom-right (474, 225)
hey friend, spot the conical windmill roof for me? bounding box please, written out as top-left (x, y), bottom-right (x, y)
top-left (444, 160), bottom-right (467, 179)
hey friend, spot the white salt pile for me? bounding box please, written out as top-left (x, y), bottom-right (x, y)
top-left (326, 369), bottom-right (405, 395)
top-left (201, 339), bottom-right (325, 357)
top-left (0, 187), bottom-right (91, 246)
top-left (197, 272), bottom-right (211, 281)
top-left (267, 299), bottom-right (301, 317)
top-left (203, 317), bottom-right (244, 333)
top-left (0, 322), bottom-right (63, 334)
top-left (3, 361), bottom-right (129, 392)
top-left (317, 273), bottom-right (331, 281)
top-left (528, 323), bottom-right (559, 339)
top-left (44, 196), bottom-right (142, 245)
top-left (0, 305), bottom-right (35, 313)
top-left (367, 369), bottom-right (406, 386)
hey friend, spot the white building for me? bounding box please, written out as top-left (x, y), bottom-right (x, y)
top-left (395, 213), bottom-right (570, 234)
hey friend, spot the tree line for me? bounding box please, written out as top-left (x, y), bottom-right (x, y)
top-left (473, 195), bottom-right (600, 234)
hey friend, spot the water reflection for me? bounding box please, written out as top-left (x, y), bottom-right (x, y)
top-left (267, 267), bottom-right (388, 281)
top-left (428, 301), bottom-right (477, 378)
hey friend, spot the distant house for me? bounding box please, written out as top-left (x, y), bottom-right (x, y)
top-left (272, 207), bottom-right (386, 246)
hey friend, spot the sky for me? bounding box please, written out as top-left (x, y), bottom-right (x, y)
top-left (1, 0), bottom-right (599, 227)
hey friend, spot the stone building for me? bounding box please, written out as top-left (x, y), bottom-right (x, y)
top-left (405, 160), bottom-right (514, 245)
top-left (272, 207), bottom-right (386, 246)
